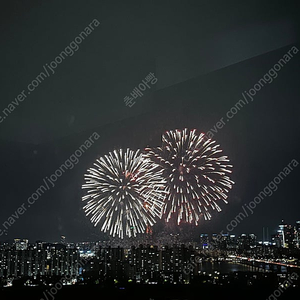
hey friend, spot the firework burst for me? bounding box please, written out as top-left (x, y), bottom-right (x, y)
top-left (145, 129), bottom-right (234, 225)
top-left (82, 149), bottom-right (166, 239)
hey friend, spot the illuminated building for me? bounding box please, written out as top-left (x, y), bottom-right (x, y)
top-left (61, 235), bottom-right (66, 245)
top-left (80, 244), bottom-right (197, 284)
top-left (228, 234), bottom-right (237, 250)
top-left (237, 234), bottom-right (256, 251)
top-left (199, 234), bottom-right (209, 249)
top-left (294, 221), bottom-right (300, 248)
top-left (278, 220), bottom-right (294, 248)
top-left (0, 242), bottom-right (79, 278)
top-left (14, 239), bottom-right (28, 250)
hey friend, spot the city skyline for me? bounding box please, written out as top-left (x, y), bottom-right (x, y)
top-left (1, 219), bottom-right (300, 246)
top-left (1, 1), bottom-right (300, 242)
top-left (1, 222), bottom-right (300, 291)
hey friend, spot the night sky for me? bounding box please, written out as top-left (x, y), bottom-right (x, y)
top-left (0, 0), bottom-right (299, 243)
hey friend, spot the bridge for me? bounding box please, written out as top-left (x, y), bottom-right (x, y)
top-left (231, 255), bottom-right (300, 272)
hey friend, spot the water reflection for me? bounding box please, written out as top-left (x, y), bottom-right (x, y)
top-left (200, 261), bottom-right (260, 273)
top-left (199, 261), bottom-right (289, 273)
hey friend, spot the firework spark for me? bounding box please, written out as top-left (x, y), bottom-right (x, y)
top-left (82, 149), bottom-right (166, 239)
top-left (145, 129), bottom-right (234, 225)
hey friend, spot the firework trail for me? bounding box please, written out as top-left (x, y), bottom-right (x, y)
top-left (82, 149), bottom-right (166, 239)
top-left (145, 129), bottom-right (234, 225)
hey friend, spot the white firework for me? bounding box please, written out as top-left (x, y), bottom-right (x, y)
top-left (82, 149), bottom-right (166, 239)
top-left (145, 129), bottom-right (234, 225)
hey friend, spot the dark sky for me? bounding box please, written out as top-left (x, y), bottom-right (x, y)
top-left (0, 0), bottom-right (299, 243)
